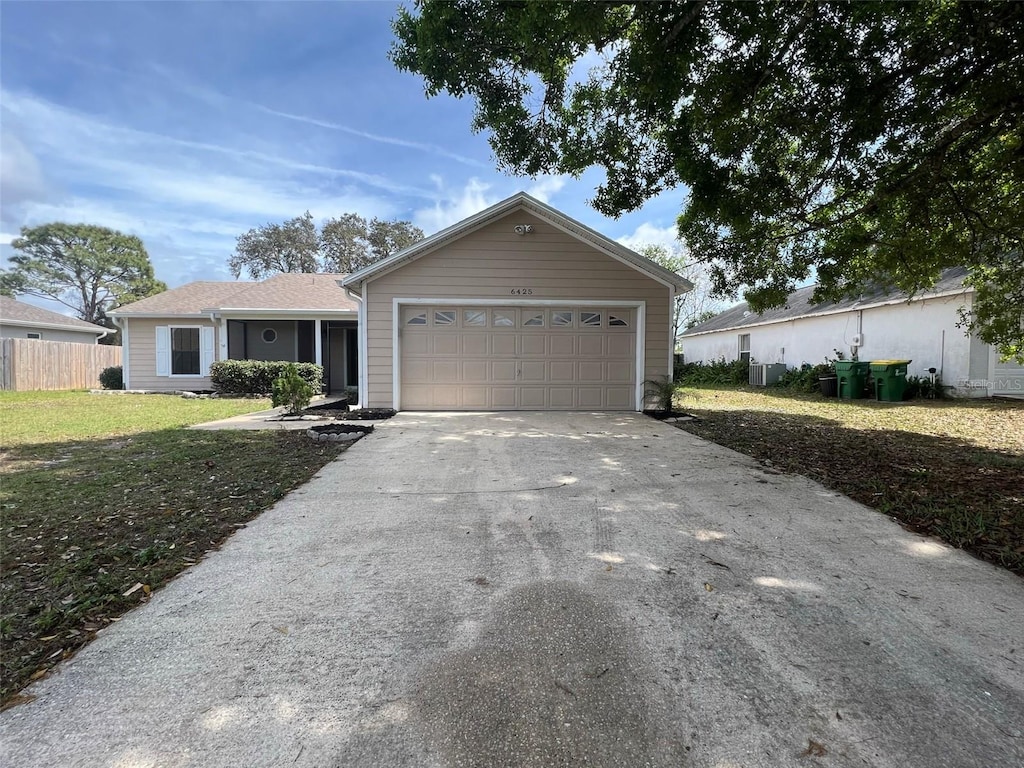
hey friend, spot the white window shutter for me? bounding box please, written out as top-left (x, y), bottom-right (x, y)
top-left (155, 326), bottom-right (170, 376)
top-left (200, 326), bottom-right (215, 376)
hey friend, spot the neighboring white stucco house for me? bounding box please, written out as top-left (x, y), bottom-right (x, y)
top-left (680, 268), bottom-right (1023, 398)
top-left (0, 296), bottom-right (111, 343)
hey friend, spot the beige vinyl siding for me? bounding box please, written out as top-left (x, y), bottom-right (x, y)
top-left (124, 317), bottom-right (218, 391)
top-left (0, 324), bottom-right (101, 344)
top-left (364, 210), bottom-right (672, 408)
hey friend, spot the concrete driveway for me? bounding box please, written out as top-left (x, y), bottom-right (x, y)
top-left (2, 412), bottom-right (1021, 767)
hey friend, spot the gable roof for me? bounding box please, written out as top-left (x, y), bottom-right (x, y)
top-left (342, 191), bottom-right (693, 293)
top-left (110, 274), bottom-right (358, 317)
top-left (682, 267), bottom-right (971, 337)
top-left (0, 296), bottom-right (109, 334)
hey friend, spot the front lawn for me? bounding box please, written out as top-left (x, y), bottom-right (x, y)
top-left (671, 388), bottom-right (1024, 575)
top-left (0, 390), bottom-right (273, 446)
top-left (0, 392), bottom-right (348, 706)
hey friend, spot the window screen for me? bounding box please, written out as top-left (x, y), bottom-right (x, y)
top-left (171, 328), bottom-right (200, 375)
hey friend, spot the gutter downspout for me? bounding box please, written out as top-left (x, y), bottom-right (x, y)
top-left (208, 311), bottom-right (227, 363)
top-left (343, 285), bottom-right (365, 407)
top-left (111, 316), bottom-right (129, 389)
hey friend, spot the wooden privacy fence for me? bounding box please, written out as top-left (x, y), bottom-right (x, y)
top-left (1, 338), bottom-right (122, 391)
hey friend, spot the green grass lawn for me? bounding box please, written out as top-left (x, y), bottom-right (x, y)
top-left (671, 387), bottom-right (1024, 574)
top-left (1, 391), bottom-right (349, 706)
top-left (0, 390), bottom-right (273, 447)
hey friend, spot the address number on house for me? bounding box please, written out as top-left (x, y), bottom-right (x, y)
top-left (510, 288), bottom-right (534, 295)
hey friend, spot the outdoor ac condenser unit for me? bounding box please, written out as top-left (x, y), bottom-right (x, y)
top-left (749, 363), bottom-right (789, 387)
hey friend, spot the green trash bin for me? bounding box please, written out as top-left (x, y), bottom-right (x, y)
top-left (870, 360), bottom-right (912, 402)
top-left (835, 361), bottom-right (870, 399)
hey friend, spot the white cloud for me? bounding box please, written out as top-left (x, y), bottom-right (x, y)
top-left (617, 221), bottom-right (683, 254)
top-left (526, 175), bottom-right (567, 203)
top-left (413, 178), bottom-right (497, 235)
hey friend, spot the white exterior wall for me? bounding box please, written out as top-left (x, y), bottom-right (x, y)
top-left (682, 294), bottom-right (993, 397)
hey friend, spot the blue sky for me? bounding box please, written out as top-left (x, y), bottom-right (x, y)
top-left (1, 1), bottom-right (688, 301)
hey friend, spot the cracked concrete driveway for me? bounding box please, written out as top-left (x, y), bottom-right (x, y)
top-left (2, 411), bottom-right (1022, 767)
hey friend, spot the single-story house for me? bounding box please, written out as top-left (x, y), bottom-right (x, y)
top-left (0, 296), bottom-right (111, 343)
top-left (109, 273), bottom-right (359, 393)
top-left (111, 192), bottom-right (691, 410)
top-left (680, 267), bottom-right (1024, 398)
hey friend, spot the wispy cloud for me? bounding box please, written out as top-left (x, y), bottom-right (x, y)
top-left (257, 105), bottom-right (491, 170)
top-left (2, 90), bottom-right (430, 201)
top-left (0, 88), bottom-right (414, 283)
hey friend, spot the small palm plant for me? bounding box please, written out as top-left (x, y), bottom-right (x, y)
top-left (272, 363), bottom-right (313, 416)
top-left (643, 376), bottom-right (679, 413)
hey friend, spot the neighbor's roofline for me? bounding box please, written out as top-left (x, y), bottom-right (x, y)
top-left (0, 317), bottom-right (108, 334)
top-left (342, 192), bottom-right (693, 293)
top-left (681, 286), bottom-right (973, 338)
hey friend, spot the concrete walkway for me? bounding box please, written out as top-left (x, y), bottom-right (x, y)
top-left (2, 412), bottom-right (1021, 767)
top-left (190, 397), bottom-right (351, 431)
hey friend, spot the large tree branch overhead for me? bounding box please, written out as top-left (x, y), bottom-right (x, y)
top-left (391, 0), bottom-right (1024, 359)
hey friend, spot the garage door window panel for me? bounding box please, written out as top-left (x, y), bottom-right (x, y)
top-left (463, 310), bottom-right (486, 327)
top-left (493, 310), bottom-right (515, 327)
top-left (523, 312), bottom-right (545, 327)
top-left (552, 311), bottom-right (573, 327)
top-left (405, 309), bottom-right (427, 326)
top-left (434, 310), bottom-right (456, 326)
top-left (581, 311), bottom-right (602, 328)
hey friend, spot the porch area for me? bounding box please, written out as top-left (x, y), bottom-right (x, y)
top-left (223, 318), bottom-right (357, 394)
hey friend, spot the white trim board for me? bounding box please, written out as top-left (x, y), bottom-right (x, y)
top-left (390, 298), bottom-right (647, 411)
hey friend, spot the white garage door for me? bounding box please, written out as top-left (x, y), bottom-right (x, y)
top-left (400, 305), bottom-right (637, 410)
top-left (991, 353), bottom-right (1024, 396)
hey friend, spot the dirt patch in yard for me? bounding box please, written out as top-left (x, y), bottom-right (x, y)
top-left (670, 389), bottom-right (1023, 575)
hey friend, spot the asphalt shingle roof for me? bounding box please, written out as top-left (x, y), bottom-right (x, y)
top-left (111, 274), bottom-right (357, 315)
top-left (0, 296), bottom-right (109, 332)
top-left (213, 273), bottom-right (358, 311)
top-left (682, 267), bottom-right (971, 336)
top-left (110, 282), bottom-right (254, 315)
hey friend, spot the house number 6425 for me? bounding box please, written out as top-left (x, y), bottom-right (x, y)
top-left (510, 288), bottom-right (534, 295)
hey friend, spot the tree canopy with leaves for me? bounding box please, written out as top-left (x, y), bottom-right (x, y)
top-left (392, 1), bottom-right (1024, 358)
top-left (0, 223), bottom-right (166, 334)
top-left (229, 212), bottom-right (424, 280)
